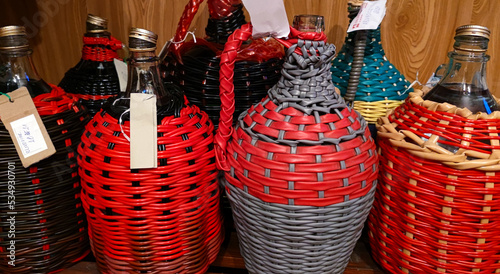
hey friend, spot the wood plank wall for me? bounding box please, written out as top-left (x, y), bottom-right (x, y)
top-left (1, 0), bottom-right (499, 95)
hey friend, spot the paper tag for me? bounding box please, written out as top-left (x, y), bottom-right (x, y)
top-left (347, 0), bottom-right (387, 33)
top-left (114, 58), bottom-right (128, 92)
top-left (241, 0), bottom-right (290, 38)
top-left (0, 87), bottom-right (56, 167)
top-left (130, 93), bottom-right (157, 169)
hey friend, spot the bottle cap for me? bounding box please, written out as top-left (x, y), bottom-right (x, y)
top-left (86, 14), bottom-right (108, 33)
top-left (129, 28), bottom-right (158, 51)
top-left (455, 25), bottom-right (490, 40)
top-left (0, 25), bottom-right (29, 51)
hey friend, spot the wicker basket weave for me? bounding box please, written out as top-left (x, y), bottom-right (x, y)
top-left (331, 2), bottom-right (412, 124)
top-left (59, 36), bottom-right (122, 116)
top-left (369, 89), bottom-right (500, 273)
top-left (78, 87), bottom-right (223, 273)
top-left (0, 86), bottom-right (90, 273)
top-left (163, 0), bottom-right (283, 127)
top-left (215, 23), bottom-right (378, 273)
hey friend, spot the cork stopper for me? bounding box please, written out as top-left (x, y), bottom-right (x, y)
top-left (86, 14), bottom-right (108, 33)
top-left (129, 27), bottom-right (157, 51)
top-left (0, 25), bottom-right (29, 51)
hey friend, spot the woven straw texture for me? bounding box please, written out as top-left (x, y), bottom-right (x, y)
top-left (369, 89), bottom-right (500, 273)
top-left (215, 23), bottom-right (378, 274)
top-left (59, 36), bottom-right (122, 116)
top-left (0, 86), bottom-right (90, 273)
top-left (78, 96), bottom-right (223, 274)
top-left (163, 0), bottom-right (283, 127)
top-left (331, 3), bottom-right (411, 123)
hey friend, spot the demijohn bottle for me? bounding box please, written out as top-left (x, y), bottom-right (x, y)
top-left (59, 14), bottom-right (122, 116)
top-left (0, 25), bottom-right (89, 273)
top-left (79, 27), bottom-right (222, 273)
top-left (423, 25), bottom-right (499, 113)
top-left (0, 26), bottom-right (51, 96)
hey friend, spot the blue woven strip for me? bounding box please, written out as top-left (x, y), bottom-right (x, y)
top-left (331, 27), bottom-right (413, 102)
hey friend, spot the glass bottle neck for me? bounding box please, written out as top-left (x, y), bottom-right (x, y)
top-left (122, 50), bottom-right (172, 107)
top-left (439, 50), bottom-right (489, 92)
top-left (0, 49), bottom-right (51, 97)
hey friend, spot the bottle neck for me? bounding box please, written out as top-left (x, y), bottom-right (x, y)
top-left (0, 49), bottom-right (51, 97)
top-left (122, 50), bottom-right (172, 107)
top-left (439, 47), bottom-right (489, 92)
top-left (84, 31), bottom-right (110, 38)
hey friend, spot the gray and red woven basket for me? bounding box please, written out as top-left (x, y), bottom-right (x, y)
top-left (215, 23), bottom-right (379, 273)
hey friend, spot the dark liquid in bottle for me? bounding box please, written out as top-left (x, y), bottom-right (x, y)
top-left (0, 79), bottom-right (52, 97)
top-left (423, 83), bottom-right (499, 113)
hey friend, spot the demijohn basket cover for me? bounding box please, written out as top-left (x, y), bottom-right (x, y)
top-left (163, 0), bottom-right (284, 127)
top-left (331, 1), bottom-right (412, 124)
top-left (369, 89), bottom-right (500, 273)
top-left (78, 83), bottom-right (223, 272)
top-left (215, 23), bottom-right (379, 274)
top-left (59, 16), bottom-right (122, 117)
top-left (0, 86), bottom-right (90, 273)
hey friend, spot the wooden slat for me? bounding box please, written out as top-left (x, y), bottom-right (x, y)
top-left (1, 0), bottom-right (500, 95)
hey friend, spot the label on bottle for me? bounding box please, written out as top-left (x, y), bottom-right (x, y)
top-left (130, 93), bottom-right (157, 169)
top-left (241, 0), bottom-right (290, 38)
top-left (347, 0), bottom-right (387, 33)
top-left (0, 87), bottom-right (56, 167)
top-left (114, 58), bottom-right (128, 92)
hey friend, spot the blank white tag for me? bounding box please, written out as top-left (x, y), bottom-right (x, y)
top-left (241, 0), bottom-right (290, 38)
top-left (347, 0), bottom-right (387, 33)
top-left (11, 114), bottom-right (48, 158)
top-left (130, 93), bottom-right (157, 169)
top-left (114, 58), bottom-right (128, 92)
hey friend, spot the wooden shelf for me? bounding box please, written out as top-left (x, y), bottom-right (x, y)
top-left (61, 231), bottom-right (384, 274)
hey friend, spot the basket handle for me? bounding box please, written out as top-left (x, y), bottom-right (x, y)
top-left (171, 0), bottom-right (205, 53)
top-left (344, 3), bottom-right (367, 105)
top-left (214, 22), bottom-right (327, 171)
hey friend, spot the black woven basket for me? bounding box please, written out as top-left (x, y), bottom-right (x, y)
top-left (162, 0), bottom-right (284, 127)
top-left (0, 87), bottom-right (90, 273)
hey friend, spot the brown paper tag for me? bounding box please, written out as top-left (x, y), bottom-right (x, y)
top-left (130, 93), bottom-right (157, 169)
top-left (0, 87), bottom-right (56, 167)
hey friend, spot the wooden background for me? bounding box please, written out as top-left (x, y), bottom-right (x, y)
top-left (1, 0), bottom-right (500, 95)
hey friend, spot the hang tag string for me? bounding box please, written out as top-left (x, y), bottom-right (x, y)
top-left (399, 71), bottom-right (423, 96)
top-left (0, 92), bottom-right (13, 103)
top-left (171, 30), bottom-right (197, 44)
top-left (112, 98), bottom-right (131, 142)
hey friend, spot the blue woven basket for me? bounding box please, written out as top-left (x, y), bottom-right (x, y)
top-left (331, 2), bottom-right (412, 124)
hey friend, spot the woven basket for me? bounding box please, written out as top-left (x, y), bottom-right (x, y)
top-left (215, 23), bottom-right (378, 273)
top-left (331, 1), bottom-right (412, 124)
top-left (59, 36), bottom-right (122, 116)
top-left (77, 83), bottom-right (223, 273)
top-left (369, 89), bottom-right (500, 273)
top-left (163, 0), bottom-right (284, 127)
top-left (0, 86), bottom-right (90, 273)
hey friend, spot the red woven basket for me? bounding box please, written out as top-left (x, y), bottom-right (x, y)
top-left (369, 89), bottom-right (500, 273)
top-left (78, 90), bottom-right (223, 272)
top-left (0, 86), bottom-right (89, 273)
top-left (215, 23), bottom-right (378, 273)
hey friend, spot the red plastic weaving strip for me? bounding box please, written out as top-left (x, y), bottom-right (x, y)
top-left (82, 36), bottom-right (122, 62)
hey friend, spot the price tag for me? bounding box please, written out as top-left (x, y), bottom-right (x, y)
top-left (130, 93), bottom-right (157, 169)
top-left (114, 58), bottom-right (128, 92)
top-left (241, 0), bottom-right (290, 38)
top-left (0, 87), bottom-right (56, 167)
top-left (347, 0), bottom-right (387, 33)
